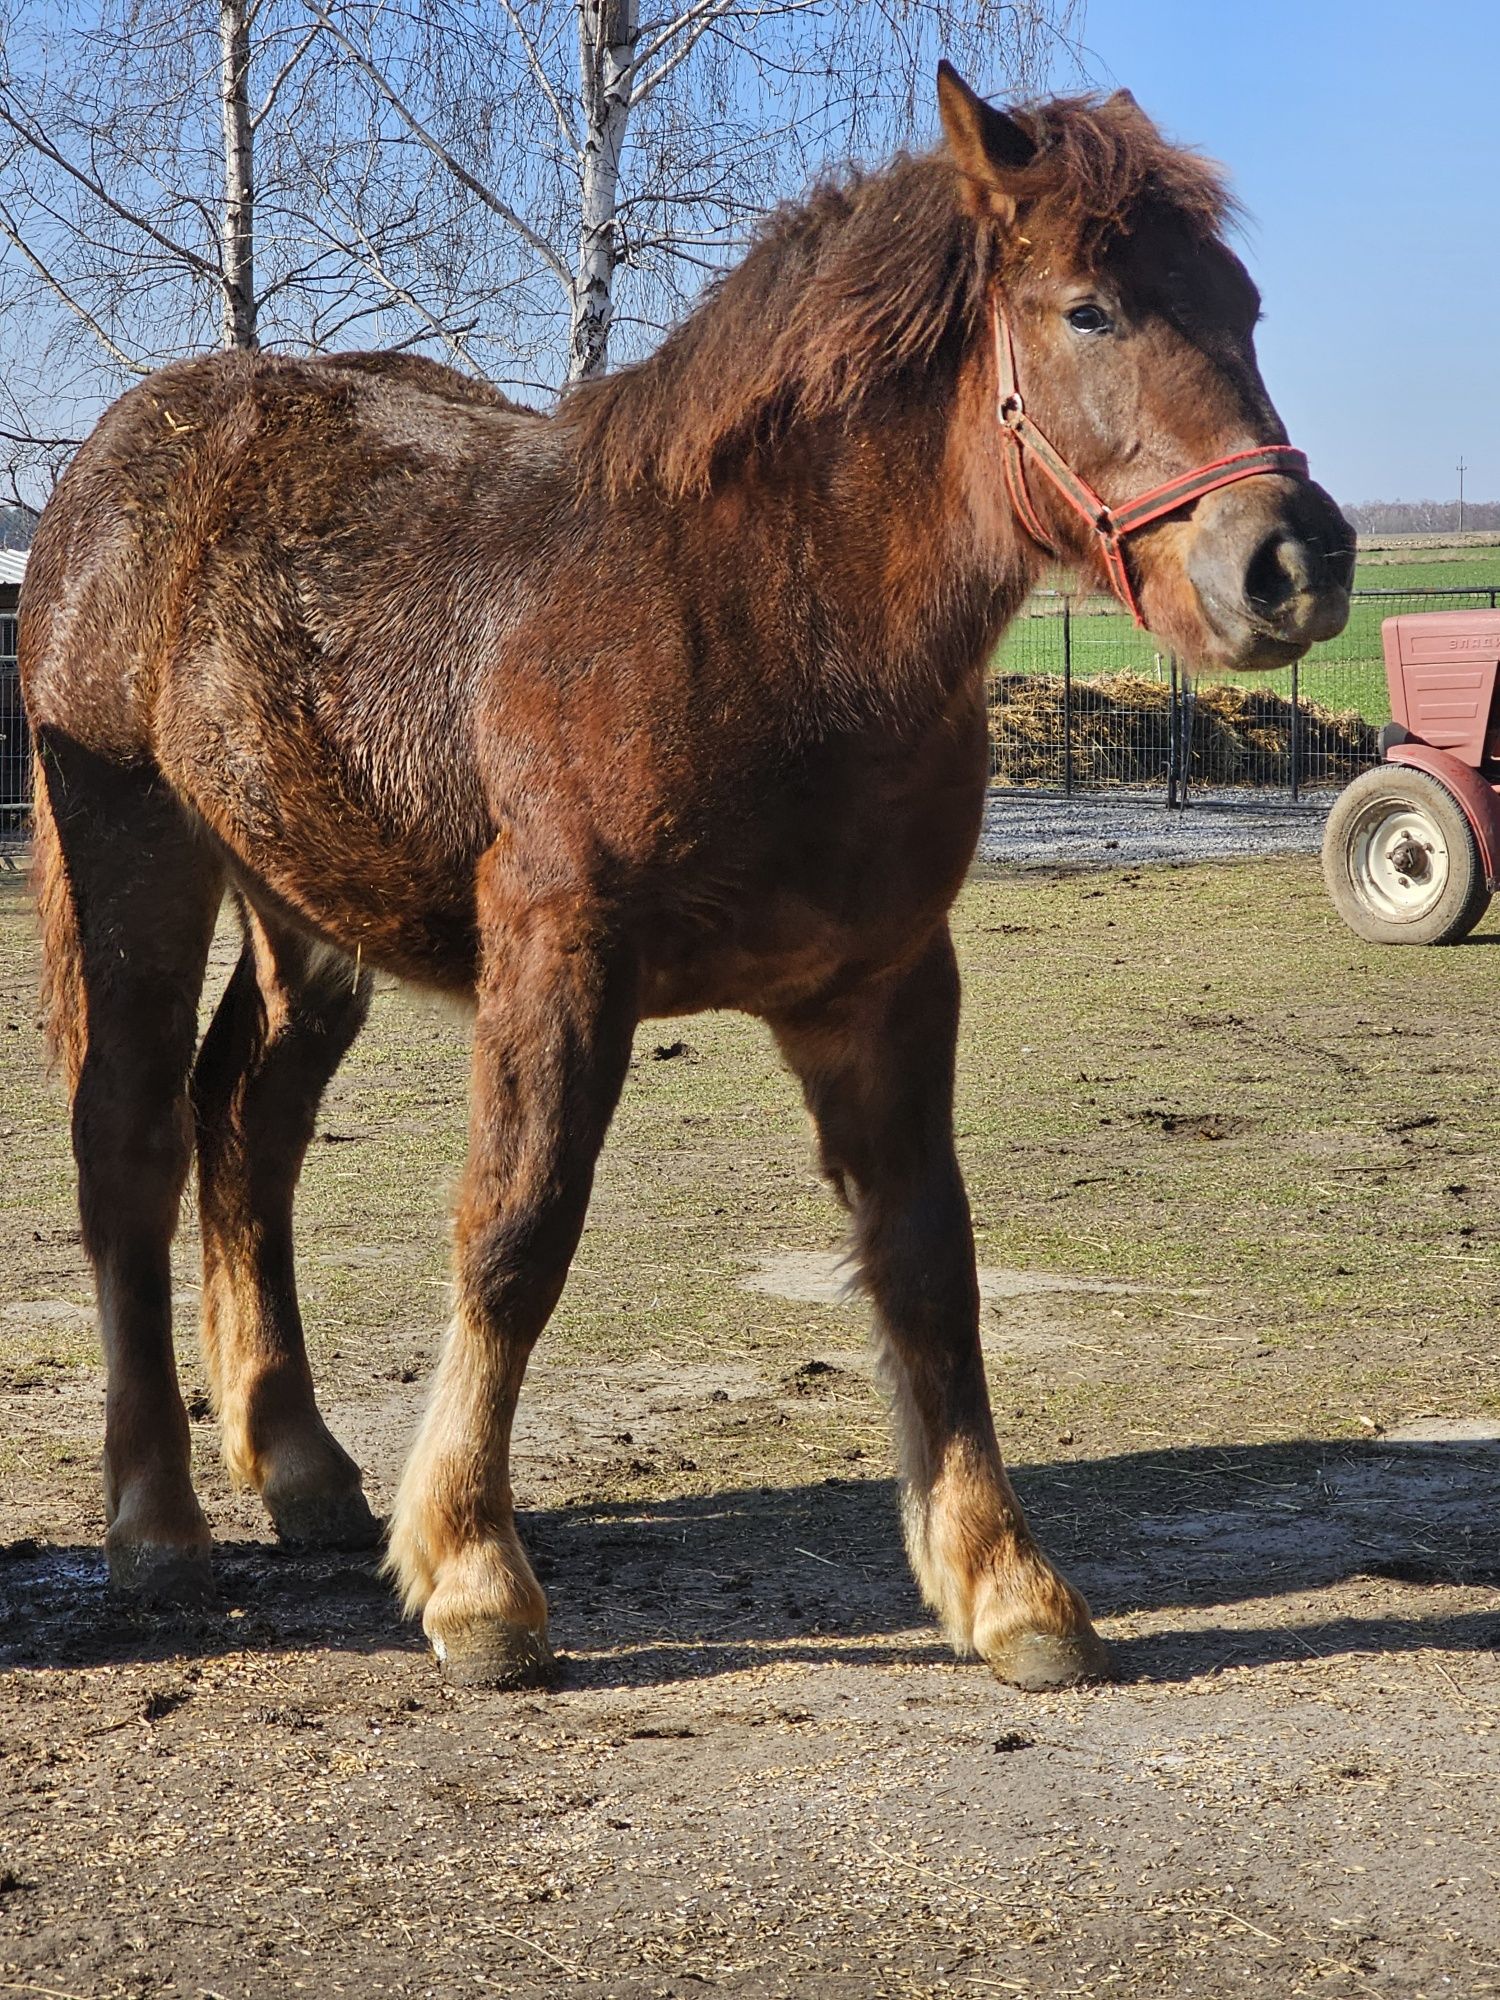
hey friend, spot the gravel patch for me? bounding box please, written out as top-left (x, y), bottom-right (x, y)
top-left (981, 784), bottom-right (1337, 868)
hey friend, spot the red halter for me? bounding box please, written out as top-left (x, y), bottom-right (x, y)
top-left (991, 302), bottom-right (1310, 627)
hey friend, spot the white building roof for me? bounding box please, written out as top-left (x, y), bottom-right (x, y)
top-left (0, 548), bottom-right (28, 587)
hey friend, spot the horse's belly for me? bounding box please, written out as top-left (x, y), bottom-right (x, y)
top-left (157, 710), bottom-right (485, 990)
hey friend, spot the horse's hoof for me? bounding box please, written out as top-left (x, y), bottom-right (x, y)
top-left (107, 1540), bottom-right (215, 1606)
top-left (430, 1621), bottom-right (557, 1690)
top-left (269, 1487), bottom-right (382, 1552)
top-left (987, 1626), bottom-right (1114, 1692)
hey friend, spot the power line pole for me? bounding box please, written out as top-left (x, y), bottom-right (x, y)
top-left (1458, 456), bottom-right (1468, 535)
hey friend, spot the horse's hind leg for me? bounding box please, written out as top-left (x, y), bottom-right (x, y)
top-left (32, 737), bottom-right (223, 1598)
top-left (191, 904), bottom-right (378, 1549)
top-left (770, 925), bottom-right (1112, 1692)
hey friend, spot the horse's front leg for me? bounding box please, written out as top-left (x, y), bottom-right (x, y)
top-left (387, 874), bottom-right (637, 1687)
top-left (772, 926), bottom-right (1112, 1690)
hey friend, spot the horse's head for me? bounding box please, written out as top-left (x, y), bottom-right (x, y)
top-left (939, 67), bottom-right (1352, 672)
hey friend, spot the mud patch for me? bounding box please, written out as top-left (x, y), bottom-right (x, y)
top-left (1133, 1109), bottom-right (1253, 1141)
top-left (509, 1354), bottom-right (776, 1475)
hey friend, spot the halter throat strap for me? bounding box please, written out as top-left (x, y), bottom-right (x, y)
top-left (991, 302), bottom-right (1310, 627)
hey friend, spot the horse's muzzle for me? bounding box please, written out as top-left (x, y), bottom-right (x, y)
top-left (1186, 475), bottom-right (1354, 669)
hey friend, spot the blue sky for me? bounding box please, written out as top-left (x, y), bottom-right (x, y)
top-left (1038, 0), bottom-right (1499, 503)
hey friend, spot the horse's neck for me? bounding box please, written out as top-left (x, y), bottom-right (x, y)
top-left (767, 393), bottom-right (1032, 718)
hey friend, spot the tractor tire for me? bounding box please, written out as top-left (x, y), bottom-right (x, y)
top-left (1323, 765), bottom-right (1492, 946)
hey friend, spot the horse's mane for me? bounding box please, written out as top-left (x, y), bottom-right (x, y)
top-left (560, 93), bottom-right (1233, 501)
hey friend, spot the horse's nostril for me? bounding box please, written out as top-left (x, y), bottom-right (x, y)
top-left (1244, 529), bottom-right (1309, 614)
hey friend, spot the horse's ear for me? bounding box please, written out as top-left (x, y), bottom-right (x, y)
top-left (937, 62), bottom-right (1038, 196)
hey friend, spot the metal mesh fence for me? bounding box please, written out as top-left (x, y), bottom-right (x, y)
top-left (0, 612), bottom-right (27, 833)
top-left (988, 586), bottom-right (1500, 794)
top-left (989, 595), bottom-right (1174, 789)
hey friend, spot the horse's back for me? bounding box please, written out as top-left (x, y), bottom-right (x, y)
top-left (313, 350), bottom-right (529, 414)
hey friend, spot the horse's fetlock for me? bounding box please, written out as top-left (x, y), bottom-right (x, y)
top-left (104, 1431), bottom-right (215, 1600)
top-left (390, 1504), bottom-right (549, 1659)
top-left (899, 1447), bottom-right (1112, 1687)
top-left (383, 1502), bottom-right (437, 1617)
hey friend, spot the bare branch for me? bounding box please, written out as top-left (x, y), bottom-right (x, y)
top-left (315, 202), bottom-right (484, 372)
top-left (0, 424), bottom-right (82, 450)
top-left (0, 89), bottom-right (218, 280)
top-left (623, 0), bottom-right (736, 102)
top-left (300, 5), bottom-right (574, 293)
top-left (250, 20), bottom-right (322, 130)
top-left (0, 202), bottom-right (150, 374)
top-left (496, 0), bottom-right (581, 155)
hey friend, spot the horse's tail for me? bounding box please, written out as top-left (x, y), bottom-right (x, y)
top-left (30, 737), bottom-right (87, 1094)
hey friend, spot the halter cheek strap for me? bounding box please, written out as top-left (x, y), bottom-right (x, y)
top-left (992, 303), bottom-right (1310, 627)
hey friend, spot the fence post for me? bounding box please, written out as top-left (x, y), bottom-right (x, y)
top-left (1181, 667), bottom-right (1194, 808)
top-left (1062, 597), bottom-right (1073, 798)
top-left (1289, 659), bottom-right (1301, 803)
top-left (1167, 656), bottom-right (1179, 808)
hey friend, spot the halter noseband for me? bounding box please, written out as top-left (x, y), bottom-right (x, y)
top-left (991, 302), bottom-right (1310, 627)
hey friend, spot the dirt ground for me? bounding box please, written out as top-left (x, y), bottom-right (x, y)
top-left (1, 855), bottom-right (1497, 2000)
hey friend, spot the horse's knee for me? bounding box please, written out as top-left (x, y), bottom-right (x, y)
top-left (73, 1067), bottom-right (196, 1256)
top-left (456, 1201), bottom-right (585, 1328)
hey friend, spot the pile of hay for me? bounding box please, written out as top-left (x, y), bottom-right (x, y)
top-left (988, 671), bottom-right (1378, 788)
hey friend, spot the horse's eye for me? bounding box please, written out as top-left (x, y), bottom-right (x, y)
top-left (1065, 303), bottom-right (1112, 335)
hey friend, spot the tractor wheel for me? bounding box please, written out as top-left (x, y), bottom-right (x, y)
top-left (1323, 766), bottom-right (1492, 946)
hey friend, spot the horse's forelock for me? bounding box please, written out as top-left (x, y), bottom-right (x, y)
top-left (1011, 93), bottom-right (1237, 253)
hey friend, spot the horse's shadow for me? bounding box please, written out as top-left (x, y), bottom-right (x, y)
top-left (4, 1437), bottom-right (1496, 1688)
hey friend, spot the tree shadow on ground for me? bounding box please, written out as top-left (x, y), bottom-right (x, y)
top-left (4, 1436), bottom-right (1497, 1686)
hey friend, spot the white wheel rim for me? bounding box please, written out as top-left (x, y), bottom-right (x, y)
top-left (1347, 795), bottom-right (1454, 923)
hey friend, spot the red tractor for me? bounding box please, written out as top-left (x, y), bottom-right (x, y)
top-left (1324, 610), bottom-right (1500, 944)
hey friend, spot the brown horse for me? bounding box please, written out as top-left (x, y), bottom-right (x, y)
top-left (21, 67), bottom-right (1351, 1691)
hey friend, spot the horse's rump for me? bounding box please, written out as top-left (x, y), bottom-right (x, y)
top-left (21, 351), bottom-right (565, 982)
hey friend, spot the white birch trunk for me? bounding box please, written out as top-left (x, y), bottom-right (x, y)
top-left (568, 0), bottom-right (637, 382)
top-left (219, 0), bottom-right (257, 349)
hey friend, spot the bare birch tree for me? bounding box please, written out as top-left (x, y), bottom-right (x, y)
top-left (0, 0), bottom-right (1083, 500)
top-left (310, 0), bottom-right (1086, 387)
top-left (0, 0), bottom-right (373, 494)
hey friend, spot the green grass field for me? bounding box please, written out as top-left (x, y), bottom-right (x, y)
top-left (1353, 556), bottom-right (1500, 593)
